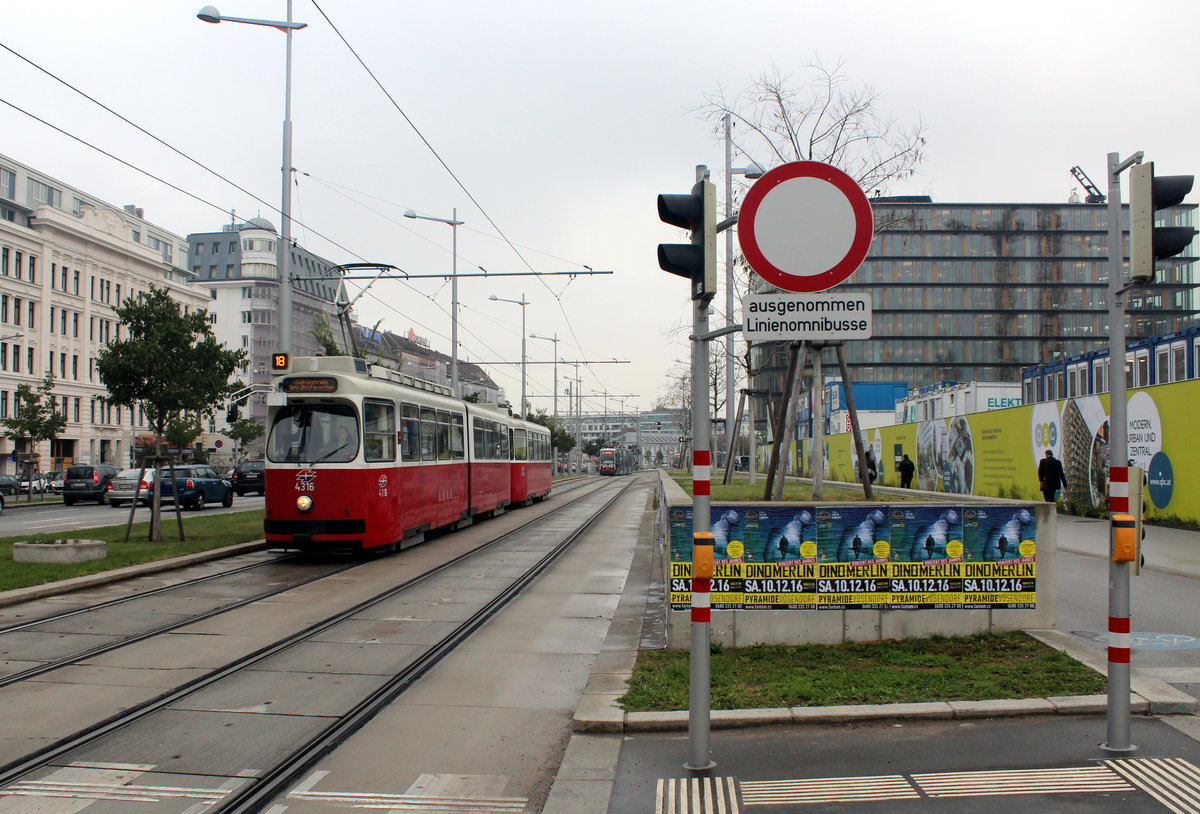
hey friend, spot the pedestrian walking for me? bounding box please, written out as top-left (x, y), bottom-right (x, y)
top-left (1037, 449), bottom-right (1067, 502)
top-left (898, 454), bottom-right (915, 488)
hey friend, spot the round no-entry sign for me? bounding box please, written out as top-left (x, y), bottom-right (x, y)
top-left (738, 161), bottom-right (873, 293)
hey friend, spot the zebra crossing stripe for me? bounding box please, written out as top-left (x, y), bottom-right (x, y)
top-left (655, 777), bottom-right (740, 814)
top-left (740, 774), bottom-right (918, 805)
top-left (1104, 757), bottom-right (1200, 814)
top-left (912, 765), bottom-right (1132, 797)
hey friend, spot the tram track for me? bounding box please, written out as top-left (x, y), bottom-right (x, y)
top-left (0, 475), bottom-right (629, 806)
top-left (0, 477), bottom-right (599, 693)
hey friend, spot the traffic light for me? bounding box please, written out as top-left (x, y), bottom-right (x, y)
top-left (657, 172), bottom-right (716, 301)
top-left (226, 403), bottom-right (239, 423)
top-left (1129, 161), bottom-right (1196, 284)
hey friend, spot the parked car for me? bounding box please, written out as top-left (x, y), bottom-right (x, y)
top-left (230, 460), bottom-right (265, 496)
top-left (106, 468), bottom-right (158, 508)
top-left (0, 475), bottom-right (17, 496)
top-left (46, 471), bottom-right (65, 494)
top-left (158, 464), bottom-right (234, 510)
top-left (19, 473), bottom-right (47, 494)
top-left (62, 464), bottom-right (120, 505)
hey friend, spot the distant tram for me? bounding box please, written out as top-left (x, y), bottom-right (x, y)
top-left (598, 447), bottom-right (634, 476)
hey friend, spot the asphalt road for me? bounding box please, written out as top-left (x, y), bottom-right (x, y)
top-left (0, 493), bottom-right (265, 537)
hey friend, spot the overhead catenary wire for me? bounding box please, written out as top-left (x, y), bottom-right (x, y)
top-left (0, 28), bottom-right (633, 408)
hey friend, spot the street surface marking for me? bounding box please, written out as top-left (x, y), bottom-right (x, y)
top-left (286, 771), bottom-right (526, 812)
top-left (912, 765), bottom-right (1132, 797)
top-left (0, 764), bottom-right (238, 808)
top-left (1104, 758), bottom-right (1200, 814)
top-left (740, 774), bottom-right (918, 805)
top-left (656, 777), bottom-right (740, 814)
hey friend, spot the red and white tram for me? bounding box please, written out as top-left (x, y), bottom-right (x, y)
top-left (263, 356), bottom-right (552, 553)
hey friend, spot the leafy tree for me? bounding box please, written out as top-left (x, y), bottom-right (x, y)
top-left (165, 414), bottom-right (205, 461)
top-left (309, 312), bottom-right (342, 356)
top-left (582, 439), bottom-right (602, 457)
top-left (527, 409), bottom-right (575, 454)
top-left (96, 286), bottom-right (246, 540)
top-left (0, 372), bottom-right (66, 500)
top-left (228, 418), bottom-right (265, 459)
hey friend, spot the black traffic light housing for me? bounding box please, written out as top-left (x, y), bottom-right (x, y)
top-left (1130, 161), bottom-right (1196, 284)
top-left (657, 173), bottom-right (716, 301)
top-left (226, 403), bottom-right (240, 423)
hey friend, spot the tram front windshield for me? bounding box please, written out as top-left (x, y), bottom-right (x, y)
top-left (268, 404), bottom-right (359, 463)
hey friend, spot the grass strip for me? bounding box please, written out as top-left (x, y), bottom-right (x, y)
top-left (0, 510), bottom-right (266, 593)
top-left (619, 631), bottom-right (1106, 711)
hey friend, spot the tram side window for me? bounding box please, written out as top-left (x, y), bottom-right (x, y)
top-left (499, 423), bottom-right (510, 459)
top-left (1173, 343), bottom-right (1186, 382)
top-left (449, 413), bottom-right (465, 460)
top-left (473, 417), bottom-right (487, 460)
top-left (420, 407), bottom-right (437, 461)
top-left (436, 411), bottom-right (451, 460)
top-left (513, 428), bottom-right (528, 461)
top-left (401, 403), bottom-right (420, 462)
top-left (363, 400), bottom-right (396, 462)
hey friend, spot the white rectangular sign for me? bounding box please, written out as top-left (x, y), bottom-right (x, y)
top-left (742, 292), bottom-right (873, 341)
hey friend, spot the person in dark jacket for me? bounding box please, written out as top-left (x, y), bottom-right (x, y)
top-left (898, 454), bottom-right (915, 488)
top-left (1037, 449), bottom-right (1067, 502)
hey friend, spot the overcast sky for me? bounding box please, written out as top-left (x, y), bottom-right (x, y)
top-left (3, 1), bottom-right (1198, 419)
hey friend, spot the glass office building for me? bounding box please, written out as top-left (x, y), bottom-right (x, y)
top-left (749, 197), bottom-right (1199, 405)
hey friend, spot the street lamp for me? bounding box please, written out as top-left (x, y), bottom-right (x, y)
top-left (489, 293), bottom-right (528, 418)
top-left (404, 208), bottom-right (464, 397)
top-left (528, 332), bottom-right (560, 419)
top-left (197, 4), bottom-right (307, 357)
top-left (723, 112), bottom-right (766, 469)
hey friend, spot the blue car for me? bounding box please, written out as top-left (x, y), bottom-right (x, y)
top-left (158, 465), bottom-right (234, 510)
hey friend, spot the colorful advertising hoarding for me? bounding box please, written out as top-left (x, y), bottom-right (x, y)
top-left (668, 504), bottom-right (1036, 612)
top-left (801, 379), bottom-right (1199, 524)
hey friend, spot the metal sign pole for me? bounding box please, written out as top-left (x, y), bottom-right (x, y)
top-left (1103, 150), bottom-right (1142, 753)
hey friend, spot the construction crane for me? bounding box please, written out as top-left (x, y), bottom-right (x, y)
top-left (1070, 166), bottom-right (1107, 204)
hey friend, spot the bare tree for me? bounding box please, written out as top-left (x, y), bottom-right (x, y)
top-left (699, 60), bottom-right (926, 195)
top-left (692, 60), bottom-right (927, 476)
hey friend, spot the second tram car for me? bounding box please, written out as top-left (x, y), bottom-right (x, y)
top-left (263, 356), bottom-right (552, 553)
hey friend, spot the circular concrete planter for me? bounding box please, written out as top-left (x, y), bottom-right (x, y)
top-left (13, 539), bottom-right (107, 564)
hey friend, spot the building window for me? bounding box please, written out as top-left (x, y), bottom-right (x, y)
top-left (0, 166), bottom-right (14, 199)
top-left (28, 179), bottom-right (61, 208)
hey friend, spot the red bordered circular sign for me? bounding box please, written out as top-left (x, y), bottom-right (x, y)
top-left (738, 161), bottom-right (873, 293)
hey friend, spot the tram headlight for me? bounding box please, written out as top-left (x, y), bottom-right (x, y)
top-left (296, 495), bottom-right (314, 512)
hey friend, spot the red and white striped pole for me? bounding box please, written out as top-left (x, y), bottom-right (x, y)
top-left (1103, 148), bottom-right (1137, 754)
top-left (687, 168), bottom-right (717, 770)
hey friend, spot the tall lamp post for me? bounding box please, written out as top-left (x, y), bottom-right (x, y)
top-left (197, 4), bottom-right (307, 356)
top-left (722, 113), bottom-right (765, 465)
top-left (528, 332), bottom-right (560, 419)
top-left (489, 293), bottom-right (528, 417)
top-left (404, 208), bottom-right (464, 397)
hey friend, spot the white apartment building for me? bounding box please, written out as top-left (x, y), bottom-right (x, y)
top-left (0, 154), bottom-right (210, 474)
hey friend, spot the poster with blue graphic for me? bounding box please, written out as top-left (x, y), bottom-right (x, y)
top-left (814, 507), bottom-right (890, 608)
top-left (666, 503), bottom-right (1038, 612)
top-left (961, 506), bottom-right (1038, 608)
top-left (888, 506), bottom-right (965, 608)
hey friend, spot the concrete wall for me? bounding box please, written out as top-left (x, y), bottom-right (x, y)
top-left (654, 471), bottom-right (1056, 648)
